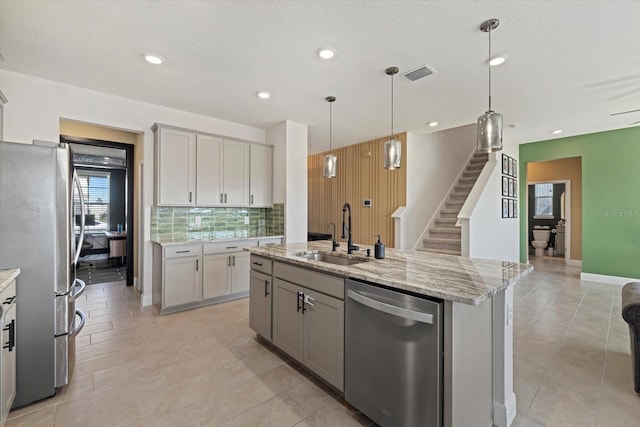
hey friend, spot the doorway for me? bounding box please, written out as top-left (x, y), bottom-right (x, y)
top-left (61, 135), bottom-right (135, 286)
top-left (526, 180), bottom-right (571, 264)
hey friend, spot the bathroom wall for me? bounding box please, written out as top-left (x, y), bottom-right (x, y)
top-left (527, 183), bottom-right (565, 250)
top-left (526, 157), bottom-right (582, 261)
top-left (150, 204), bottom-right (284, 242)
top-left (520, 126), bottom-right (640, 280)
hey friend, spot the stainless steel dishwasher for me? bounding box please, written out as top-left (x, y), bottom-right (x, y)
top-left (345, 278), bottom-right (443, 427)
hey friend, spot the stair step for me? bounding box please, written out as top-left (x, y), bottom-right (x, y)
top-left (459, 177), bottom-right (478, 185)
top-left (435, 218), bottom-right (457, 226)
top-left (418, 247), bottom-right (462, 256)
top-left (449, 192), bottom-right (469, 200)
top-left (430, 227), bottom-right (461, 237)
top-left (462, 171), bottom-right (481, 179)
top-left (455, 184), bottom-right (473, 192)
top-left (439, 211), bottom-right (458, 219)
top-left (466, 163), bottom-right (485, 171)
top-left (470, 157), bottom-right (488, 164)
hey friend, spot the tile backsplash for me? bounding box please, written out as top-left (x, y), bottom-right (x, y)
top-left (151, 203), bottom-right (284, 241)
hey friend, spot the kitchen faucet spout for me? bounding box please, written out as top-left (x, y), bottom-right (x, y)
top-left (341, 203), bottom-right (359, 254)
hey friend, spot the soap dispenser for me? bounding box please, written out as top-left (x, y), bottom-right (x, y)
top-left (374, 235), bottom-right (385, 259)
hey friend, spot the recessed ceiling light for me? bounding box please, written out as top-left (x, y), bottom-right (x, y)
top-left (317, 47), bottom-right (336, 59)
top-left (488, 55), bottom-right (507, 66)
top-left (552, 129), bottom-right (563, 134)
top-left (257, 91), bottom-right (271, 99)
top-left (427, 121), bottom-right (439, 127)
top-left (143, 53), bottom-right (164, 65)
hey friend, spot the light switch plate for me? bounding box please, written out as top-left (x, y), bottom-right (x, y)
top-left (195, 216), bottom-right (202, 226)
top-left (244, 216), bottom-right (250, 225)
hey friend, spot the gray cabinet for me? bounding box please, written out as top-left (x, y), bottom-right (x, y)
top-left (250, 255), bottom-right (273, 341)
top-left (271, 261), bottom-right (345, 391)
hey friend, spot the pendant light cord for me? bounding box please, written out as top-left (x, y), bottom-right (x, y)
top-left (329, 101), bottom-right (333, 153)
top-left (391, 73), bottom-right (395, 138)
top-left (488, 27), bottom-right (492, 111)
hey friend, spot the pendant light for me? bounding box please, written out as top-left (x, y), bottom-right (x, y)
top-left (384, 66), bottom-right (402, 169)
top-left (476, 18), bottom-right (503, 153)
top-left (323, 96), bottom-right (337, 178)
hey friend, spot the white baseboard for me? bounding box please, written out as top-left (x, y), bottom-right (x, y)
top-left (567, 259), bottom-right (582, 267)
top-left (493, 393), bottom-right (517, 427)
top-left (141, 293), bottom-right (153, 306)
top-left (580, 272), bottom-right (640, 286)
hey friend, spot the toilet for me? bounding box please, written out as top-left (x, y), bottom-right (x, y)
top-left (532, 226), bottom-right (551, 257)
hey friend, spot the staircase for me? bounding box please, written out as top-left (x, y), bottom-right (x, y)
top-left (418, 152), bottom-right (489, 255)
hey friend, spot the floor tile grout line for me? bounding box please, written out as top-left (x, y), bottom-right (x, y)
top-left (594, 287), bottom-right (615, 425)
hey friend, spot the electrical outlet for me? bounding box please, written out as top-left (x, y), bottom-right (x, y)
top-left (195, 216), bottom-right (202, 226)
top-left (244, 216), bottom-right (250, 225)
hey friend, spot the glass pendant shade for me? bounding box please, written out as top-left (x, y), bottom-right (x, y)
top-left (323, 153), bottom-right (337, 178)
top-left (384, 66), bottom-right (401, 169)
top-left (476, 110), bottom-right (503, 153)
top-left (383, 138), bottom-right (401, 169)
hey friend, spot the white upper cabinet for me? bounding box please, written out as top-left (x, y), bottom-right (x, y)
top-left (155, 127), bottom-right (196, 206)
top-left (195, 135), bottom-right (224, 206)
top-left (222, 140), bottom-right (250, 206)
top-left (154, 124), bottom-right (271, 207)
top-left (250, 144), bottom-right (273, 207)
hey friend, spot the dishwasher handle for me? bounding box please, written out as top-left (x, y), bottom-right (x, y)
top-left (347, 289), bottom-right (434, 325)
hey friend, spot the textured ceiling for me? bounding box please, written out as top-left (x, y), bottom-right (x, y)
top-left (1, 1), bottom-right (639, 154)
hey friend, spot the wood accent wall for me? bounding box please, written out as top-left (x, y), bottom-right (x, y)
top-left (308, 133), bottom-right (407, 248)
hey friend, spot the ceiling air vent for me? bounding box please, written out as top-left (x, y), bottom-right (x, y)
top-left (402, 64), bottom-right (436, 82)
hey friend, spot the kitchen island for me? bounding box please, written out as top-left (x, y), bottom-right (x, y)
top-left (247, 241), bottom-right (532, 427)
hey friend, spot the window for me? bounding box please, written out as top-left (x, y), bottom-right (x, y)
top-left (75, 170), bottom-right (110, 231)
top-left (534, 183), bottom-right (553, 217)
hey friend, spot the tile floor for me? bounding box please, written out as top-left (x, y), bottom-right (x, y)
top-left (6, 257), bottom-right (640, 426)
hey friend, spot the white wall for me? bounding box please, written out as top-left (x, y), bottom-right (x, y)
top-left (267, 120), bottom-right (308, 244)
top-left (404, 125), bottom-right (477, 249)
top-left (1, 70), bottom-right (266, 305)
top-left (468, 137), bottom-right (520, 262)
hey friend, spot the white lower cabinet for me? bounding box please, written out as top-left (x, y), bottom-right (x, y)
top-left (162, 246), bottom-right (202, 308)
top-left (271, 262), bottom-right (344, 391)
top-left (203, 251), bottom-right (250, 299)
top-left (153, 241), bottom-right (256, 315)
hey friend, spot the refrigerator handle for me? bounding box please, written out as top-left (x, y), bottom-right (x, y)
top-left (69, 279), bottom-right (86, 303)
top-left (73, 170), bottom-right (86, 265)
top-left (69, 309), bottom-right (86, 338)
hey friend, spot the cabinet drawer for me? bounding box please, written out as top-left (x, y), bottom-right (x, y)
top-left (258, 237), bottom-right (282, 247)
top-left (202, 239), bottom-right (257, 255)
top-left (164, 245), bottom-right (202, 259)
top-left (250, 255), bottom-right (273, 275)
top-left (273, 262), bottom-right (344, 300)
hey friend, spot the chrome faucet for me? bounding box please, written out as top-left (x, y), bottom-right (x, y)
top-left (327, 223), bottom-right (340, 252)
top-left (341, 203), bottom-right (359, 254)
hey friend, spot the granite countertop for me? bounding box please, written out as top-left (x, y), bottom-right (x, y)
top-left (151, 235), bottom-right (284, 246)
top-left (0, 268), bottom-right (20, 293)
top-left (247, 241), bottom-right (533, 305)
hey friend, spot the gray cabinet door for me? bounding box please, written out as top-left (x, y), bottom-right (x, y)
top-left (303, 290), bottom-right (344, 391)
top-left (249, 271), bottom-right (272, 340)
top-left (272, 279), bottom-right (303, 362)
top-left (164, 256), bottom-right (201, 307)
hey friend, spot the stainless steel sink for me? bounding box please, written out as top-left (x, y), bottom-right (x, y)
top-left (294, 251), bottom-right (370, 266)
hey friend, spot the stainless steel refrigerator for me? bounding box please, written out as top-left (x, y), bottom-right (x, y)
top-left (0, 140), bottom-right (86, 408)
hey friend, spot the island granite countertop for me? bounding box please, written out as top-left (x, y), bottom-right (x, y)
top-left (0, 268), bottom-right (20, 293)
top-left (247, 241), bottom-right (532, 305)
